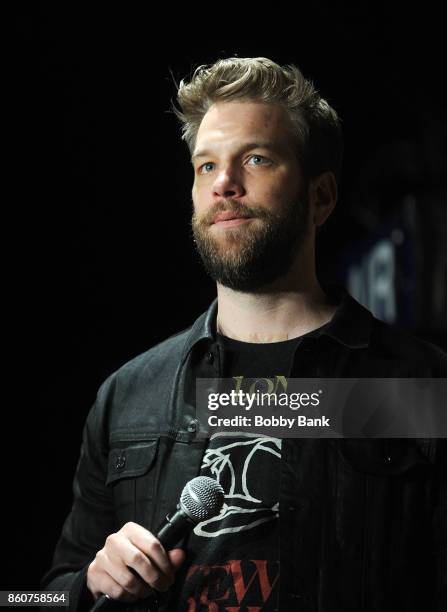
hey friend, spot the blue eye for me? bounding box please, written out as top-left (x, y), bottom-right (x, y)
top-left (198, 155), bottom-right (268, 174)
top-left (249, 155), bottom-right (266, 165)
top-left (200, 162), bottom-right (214, 174)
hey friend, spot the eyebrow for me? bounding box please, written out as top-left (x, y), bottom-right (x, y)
top-left (191, 141), bottom-right (275, 162)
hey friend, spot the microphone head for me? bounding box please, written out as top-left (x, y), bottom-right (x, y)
top-left (180, 476), bottom-right (225, 523)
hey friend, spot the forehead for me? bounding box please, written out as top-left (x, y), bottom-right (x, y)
top-left (193, 101), bottom-right (296, 157)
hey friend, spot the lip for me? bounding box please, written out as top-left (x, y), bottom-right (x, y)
top-left (212, 211), bottom-right (252, 225)
top-left (213, 217), bottom-right (252, 228)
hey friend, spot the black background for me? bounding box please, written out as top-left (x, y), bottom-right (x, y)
top-left (11, 2), bottom-right (447, 591)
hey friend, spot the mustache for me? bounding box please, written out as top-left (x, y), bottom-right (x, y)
top-left (194, 200), bottom-right (271, 226)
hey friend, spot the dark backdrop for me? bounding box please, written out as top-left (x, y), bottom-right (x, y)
top-left (12, 3), bottom-right (447, 591)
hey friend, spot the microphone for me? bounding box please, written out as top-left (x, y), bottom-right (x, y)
top-left (90, 476), bottom-right (225, 611)
top-left (155, 475), bottom-right (225, 548)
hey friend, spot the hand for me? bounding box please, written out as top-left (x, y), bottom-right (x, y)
top-left (86, 522), bottom-right (186, 602)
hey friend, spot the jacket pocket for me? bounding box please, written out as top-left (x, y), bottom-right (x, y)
top-left (106, 439), bottom-right (160, 525)
top-left (336, 438), bottom-right (431, 477)
top-left (334, 439), bottom-right (435, 609)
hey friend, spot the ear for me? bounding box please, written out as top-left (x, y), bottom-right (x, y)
top-left (309, 171), bottom-right (337, 227)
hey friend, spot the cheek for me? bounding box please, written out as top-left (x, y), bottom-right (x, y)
top-left (265, 184), bottom-right (297, 208)
top-left (192, 178), bottom-right (207, 200)
top-left (192, 177), bottom-right (201, 198)
top-left (282, 182), bottom-right (303, 207)
top-left (192, 184), bottom-right (208, 217)
top-left (260, 169), bottom-right (300, 203)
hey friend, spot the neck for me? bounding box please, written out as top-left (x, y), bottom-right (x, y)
top-left (216, 249), bottom-right (337, 343)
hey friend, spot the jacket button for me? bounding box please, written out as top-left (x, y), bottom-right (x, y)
top-left (205, 351), bottom-right (215, 364)
top-left (115, 453), bottom-right (126, 470)
top-left (187, 419), bottom-right (198, 432)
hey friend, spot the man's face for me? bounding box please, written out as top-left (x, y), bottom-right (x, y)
top-left (191, 100), bottom-right (310, 291)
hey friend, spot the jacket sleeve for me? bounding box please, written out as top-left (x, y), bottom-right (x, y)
top-left (41, 377), bottom-right (118, 611)
top-left (434, 438), bottom-right (447, 610)
top-left (428, 347), bottom-right (447, 609)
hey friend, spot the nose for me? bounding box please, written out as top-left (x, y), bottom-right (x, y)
top-left (212, 166), bottom-right (246, 199)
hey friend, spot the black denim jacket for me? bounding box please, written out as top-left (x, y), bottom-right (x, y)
top-left (42, 289), bottom-right (447, 611)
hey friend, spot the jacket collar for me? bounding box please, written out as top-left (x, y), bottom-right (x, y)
top-left (180, 299), bottom-right (218, 363)
top-left (181, 285), bottom-right (373, 362)
top-left (320, 285), bottom-right (373, 349)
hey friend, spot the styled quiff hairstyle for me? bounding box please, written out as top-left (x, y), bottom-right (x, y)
top-left (173, 57), bottom-right (343, 185)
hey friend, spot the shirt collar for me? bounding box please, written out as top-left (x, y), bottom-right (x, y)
top-left (180, 285), bottom-right (373, 363)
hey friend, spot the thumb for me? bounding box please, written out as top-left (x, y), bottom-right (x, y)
top-left (168, 548), bottom-right (186, 570)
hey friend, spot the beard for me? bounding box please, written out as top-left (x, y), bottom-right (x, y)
top-left (191, 193), bottom-right (310, 292)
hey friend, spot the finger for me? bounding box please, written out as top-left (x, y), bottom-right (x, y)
top-left (101, 550), bottom-right (154, 599)
top-left (168, 548), bottom-right (186, 570)
top-left (126, 527), bottom-right (172, 576)
top-left (105, 531), bottom-right (166, 576)
top-left (148, 548), bottom-right (187, 592)
top-left (118, 541), bottom-right (167, 590)
top-left (95, 573), bottom-right (140, 603)
top-left (105, 530), bottom-right (172, 592)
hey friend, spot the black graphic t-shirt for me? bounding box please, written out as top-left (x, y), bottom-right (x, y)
top-left (169, 333), bottom-right (303, 611)
top-left (171, 432), bottom-right (282, 612)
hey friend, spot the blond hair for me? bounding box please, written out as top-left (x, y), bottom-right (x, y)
top-left (173, 57), bottom-right (343, 184)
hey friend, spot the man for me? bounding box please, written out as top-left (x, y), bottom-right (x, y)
top-left (42, 57), bottom-right (447, 611)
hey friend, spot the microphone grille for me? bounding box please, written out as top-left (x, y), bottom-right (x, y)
top-left (180, 476), bottom-right (225, 522)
